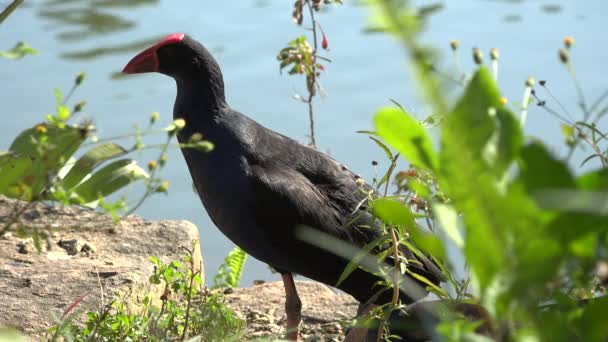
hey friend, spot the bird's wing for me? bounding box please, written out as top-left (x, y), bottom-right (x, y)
top-left (247, 162), bottom-right (359, 241)
top-left (248, 160), bottom-right (444, 285)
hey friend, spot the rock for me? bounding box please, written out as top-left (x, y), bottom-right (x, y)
top-left (81, 242), bottom-right (96, 256)
top-left (57, 238), bottom-right (83, 255)
top-left (224, 280), bottom-right (358, 340)
top-left (0, 195), bottom-right (203, 337)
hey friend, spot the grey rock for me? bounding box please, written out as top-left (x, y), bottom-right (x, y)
top-left (0, 196), bottom-right (203, 338)
top-left (224, 280), bottom-right (357, 340)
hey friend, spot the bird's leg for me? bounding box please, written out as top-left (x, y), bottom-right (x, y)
top-left (281, 272), bottom-right (302, 341)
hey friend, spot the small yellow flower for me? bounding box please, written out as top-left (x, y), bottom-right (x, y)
top-left (500, 97), bottom-right (508, 105)
top-left (35, 124), bottom-right (47, 134)
top-left (564, 36), bottom-right (574, 48)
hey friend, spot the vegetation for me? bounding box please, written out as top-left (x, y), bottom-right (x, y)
top-left (212, 246), bottom-right (248, 289)
top-left (300, 0), bottom-right (608, 340)
top-left (48, 248), bottom-right (245, 341)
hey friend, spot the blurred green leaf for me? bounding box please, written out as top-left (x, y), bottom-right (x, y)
top-left (0, 328), bottom-right (27, 342)
top-left (72, 159), bottom-right (148, 204)
top-left (579, 297), bottom-right (608, 341)
top-left (0, 41), bottom-right (37, 60)
top-left (336, 235), bottom-right (386, 287)
top-left (518, 142), bottom-right (575, 192)
top-left (372, 197), bottom-right (416, 228)
top-left (0, 152), bottom-right (34, 197)
top-left (374, 106), bottom-right (438, 171)
top-left (6, 124), bottom-right (87, 199)
top-left (577, 168), bottom-right (608, 190)
top-left (439, 67), bottom-right (541, 292)
top-left (62, 142), bottom-right (127, 189)
top-left (433, 203), bottom-right (463, 248)
top-left (213, 246), bottom-right (248, 289)
top-left (491, 106), bottom-right (524, 175)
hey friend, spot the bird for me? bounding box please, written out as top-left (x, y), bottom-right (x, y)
top-left (122, 33), bottom-right (444, 341)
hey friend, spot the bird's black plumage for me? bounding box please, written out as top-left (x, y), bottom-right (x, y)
top-left (128, 34), bottom-right (442, 307)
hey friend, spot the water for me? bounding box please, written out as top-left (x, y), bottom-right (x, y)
top-left (1, 1), bottom-right (606, 286)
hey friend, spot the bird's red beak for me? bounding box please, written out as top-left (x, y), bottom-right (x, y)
top-left (122, 33), bottom-right (186, 74)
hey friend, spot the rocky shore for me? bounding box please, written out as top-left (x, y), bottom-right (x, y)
top-left (0, 196), bottom-right (358, 340)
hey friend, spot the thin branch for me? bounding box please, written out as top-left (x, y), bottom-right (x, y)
top-left (0, 0), bottom-right (23, 25)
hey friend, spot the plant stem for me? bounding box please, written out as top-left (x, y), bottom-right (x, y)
top-left (0, 0), bottom-right (23, 25)
top-left (305, 0), bottom-right (318, 148)
top-left (0, 197), bottom-right (36, 235)
top-left (180, 248), bottom-right (196, 341)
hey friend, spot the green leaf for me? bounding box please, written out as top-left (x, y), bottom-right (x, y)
top-left (518, 142), bottom-right (575, 192)
top-left (491, 106), bottom-right (524, 175)
top-left (62, 142), bottom-right (127, 190)
top-left (71, 159), bottom-right (148, 204)
top-left (0, 152), bottom-right (34, 197)
top-left (335, 235), bottom-right (386, 287)
top-left (577, 168), bottom-right (608, 190)
top-left (372, 198), bottom-right (416, 228)
top-left (369, 136), bottom-right (393, 161)
top-left (439, 67), bottom-right (542, 292)
top-left (433, 203), bottom-right (463, 248)
top-left (6, 124), bottom-right (87, 199)
top-left (0, 41), bottom-right (37, 60)
top-left (446, 67), bottom-right (500, 161)
top-left (374, 106), bottom-right (438, 171)
top-left (213, 246), bottom-right (248, 289)
top-left (580, 297), bottom-right (608, 341)
top-left (0, 328), bottom-right (27, 342)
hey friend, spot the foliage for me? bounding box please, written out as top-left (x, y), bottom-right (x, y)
top-left (48, 249), bottom-right (245, 341)
top-left (213, 246), bottom-right (248, 289)
top-left (276, 0), bottom-right (342, 148)
top-left (0, 41), bottom-right (37, 59)
top-left (0, 73), bottom-right (214, 248)
top-left (330, 0), bottom-right (608, 340)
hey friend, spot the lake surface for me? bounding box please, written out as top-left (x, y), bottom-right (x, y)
top-left (1, 0), bottom-right (606, 286)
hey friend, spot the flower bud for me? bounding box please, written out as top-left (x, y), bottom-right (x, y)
top-left (525, 77), bottom-right (535, 87)
top-left (73, 101), bottom-right (86, 113)
top-left (450, 40), bottom-right (459, 51)
top-left (156, 181), bottom-right (170, 194)
top-left (563, 36), bottom-right (574, 49)
top-left (147, 160), bottom-right (157, 171)
top-left (559, 48), bottom-right (569, 64)
top-left (490, 48), bottom-right (499, 61)
top-left (150, 111), bottom-right (160, 124)
top-left (194, 141), bottom-right (214, 153)
top-left (35, 124), bottom-right (47, 134)
top-left (189, 132), bottom-right (203, 143)
top-left (472, 47), bottom-right (483, 65)
top-left (75, 72), bottom-right (85, 86)
top-left (159, 153), bottom-right (168, 167)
